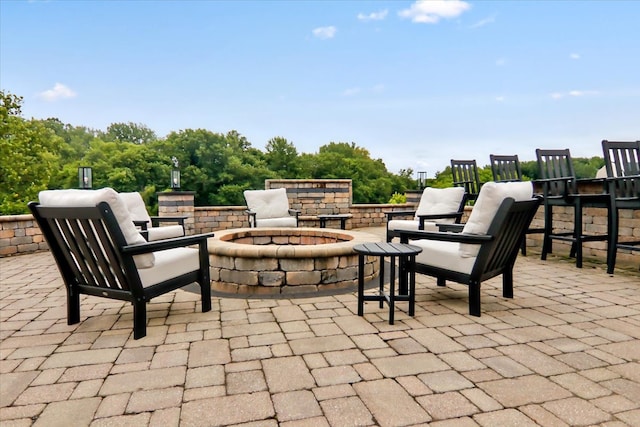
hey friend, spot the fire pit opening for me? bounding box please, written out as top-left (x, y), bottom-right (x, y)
top-left (208, 228), bottom-right (381, 297)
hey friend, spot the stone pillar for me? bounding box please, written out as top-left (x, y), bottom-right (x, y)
top-left (157, 191), bottom-right (195, 235)
top-left (405, 190), bottom-right (422, 206)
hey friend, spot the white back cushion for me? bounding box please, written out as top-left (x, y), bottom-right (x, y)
top-left (244, 188), bottom-right (290, 220)
top-left (459, 181), bottom-right (533, 258)
top-left (119, 192), bottom-right (152, 224)
top-left (38, 188), bottom-right (154, 268)
top-left (415, 187), bottom-right (465, 219)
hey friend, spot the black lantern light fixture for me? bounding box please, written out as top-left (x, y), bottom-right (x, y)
top-left (171, 156), bottom-right (181, 190)
top-left (78, 166), bottom-right (92, 189)
top-left (417, 171), bottom-right (427, 190)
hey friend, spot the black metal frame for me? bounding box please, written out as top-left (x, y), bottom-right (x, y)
top-left (601, 140), bottom-right (640, 273)
top-left (535, 148), bottom-right (611, 268)
top-left (399, 197), bottom-right (541, 316)
top-left (28, 201), bottom-right (213, 339)
top-left (245, 208), bottom-right (301, 228)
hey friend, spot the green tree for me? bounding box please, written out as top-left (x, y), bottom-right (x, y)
top-left (265, 136), bottom-right (300, 178)
top-left (101, 122), bottom-right (157, 144)
top-left (1, 91), bottom-right (63, 214)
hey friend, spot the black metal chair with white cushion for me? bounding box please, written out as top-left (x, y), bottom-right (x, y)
top-left (30, 188), bottom-right (213, 339)
top-left (119, 191), bottom-right (186, 241)
top-left (243, 188), bottom-right (300, 227)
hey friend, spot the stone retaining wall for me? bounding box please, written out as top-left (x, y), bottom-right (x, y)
top-left (2, 180), bottom-right (638, 270)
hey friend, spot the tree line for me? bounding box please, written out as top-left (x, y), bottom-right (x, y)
top-left (1, 90), bottom-right (604, 215)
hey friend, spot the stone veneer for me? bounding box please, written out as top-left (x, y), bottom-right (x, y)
top-left (208, 227), bottom-right (381, 296)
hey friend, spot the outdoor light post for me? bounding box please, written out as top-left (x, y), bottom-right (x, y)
top-left (417, 171), bottom-right (427, 190)
top-left (78, 166), bottom-right (92, 189)
top-left (171, 157), bottom-right (181, 190)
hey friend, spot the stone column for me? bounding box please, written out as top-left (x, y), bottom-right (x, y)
top-left (157, 191), bottom-right (195, 235)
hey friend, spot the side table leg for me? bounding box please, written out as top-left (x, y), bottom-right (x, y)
top-left (378, 257), bottom-right (385, 309)
top-left (357, 254), bottom-right (365, 316)
top-left (409, 255), bottom-right (416, 316)
top-left (389, 255), bottom-right (396, 325)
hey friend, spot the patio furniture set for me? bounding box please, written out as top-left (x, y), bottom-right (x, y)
top-left (27, 140), bottom-right (638, 339)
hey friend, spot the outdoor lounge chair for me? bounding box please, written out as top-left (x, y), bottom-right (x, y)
top-left (243, 188), bottom-right (300, 227)
top-left (399, 181), bottom-right (540, 316)
top-left (385, 186), bottom-right (466, 242)
top-left (119, 191), bottom-right (186, 241)
top-left (601, 140), bottom-right (640, 273)
top-left (451, 159), bottom-right (482, 204)
top-left (536, 148), bottom-right (611, 268)
top-left (29, 188), bottom-right (213, 339)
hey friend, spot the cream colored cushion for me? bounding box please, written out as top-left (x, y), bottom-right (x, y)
top-left (119, 192), bottom-right (152, 224)
top-left (244, 188), bottom-right (291, 220)
top-left (415, 187), bottom-right (465, 223)
top-left (147, 225), bottom-right (185, 241)
top-left (255, 217), bottom-right (297, 228)
top-left (38, 188), bottom-right (154, 268)
top-left (137, 247), bottom-right (199, 288)
top-left (387, 220), bottom-right (439, 233)
top-left (411, 239), bottom-right (476, 274)
top-left (459, 181), bottom-right (533, 258)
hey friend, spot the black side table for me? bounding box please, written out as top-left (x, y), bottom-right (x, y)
top-left (354, 242), bottom-right (422, 324)
top-left (318, 214), bottom-right (352, 229)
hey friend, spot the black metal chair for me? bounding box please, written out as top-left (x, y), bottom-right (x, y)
top-left (29, 196), bottom-right (213, 339)
top-left (399, 188), bottom-right (541, 316)
top-left (535, 148), bottom-right (612, 268)
top-left (601, 140), bottom-right (640, 273)
top-left (451, 159), bottom-right (482, 204)
top-left (489, 154), bottom-right (544, 255)
top-left (243, 188), bottom-right (300, 228)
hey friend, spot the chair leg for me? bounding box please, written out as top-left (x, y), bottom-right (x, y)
top-left (574, 200), bottom-right (583, 268)
top-left (67, 287), bottom-right (80, 325)
top-left (437, 277), bottom-right (446, 287)
top-left (541, 204), bottom-right (552, 260)
top-left (133, 300), bottom-right (147, 339)
top-left (607, 208), bottom-right (619, 274)
top-left (502, 268), bottom-right (514, 299)
top-left (468, 281), bottom-right (481, 317)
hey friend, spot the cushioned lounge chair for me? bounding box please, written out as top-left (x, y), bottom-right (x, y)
top-left (243, 188), bottom-right (300, 227)
top-left (30, 188), bottom-right (213, 339)
top-left (399, 181), bottom-right (540, 316)
top-left (119, 191), bottom-right (186, 241)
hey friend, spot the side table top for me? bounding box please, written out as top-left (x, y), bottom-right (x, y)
top-left (353, 242), bottom-right (422, 256)
top-left (317, 214), bottom-right (353, 219)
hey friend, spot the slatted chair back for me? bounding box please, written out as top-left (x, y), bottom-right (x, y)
top-left (602, 140), bottom-right (640, 178)
top-left (535, 148), bottom-right (578, 196)
top-left (451, 159), bottom-right (482, 202)
top-left (490, 154), bottom-right (523, 182)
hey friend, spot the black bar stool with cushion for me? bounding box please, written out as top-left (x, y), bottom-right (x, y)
top-left (535, 148), bottom-right (612, 268)
top-left (601, 140), bottom-right (640, 273)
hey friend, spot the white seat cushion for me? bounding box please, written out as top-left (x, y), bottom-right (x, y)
top-left (411, 239), bottom-right (476, 274)
top-left (255, 217), bottom-right (297, 228)
top-left (38, 188), bottom-right (154, 268)
top-left (388, 219), bottom-right (439, 232)
top-left (147, 225), bottom-right (185, 241)
top-left (459, 181), bottom-right (533, 258)
top-left (244, 188), bottom-right (291, 220)
top-left (137, 247), bottom-right (199, 288)
top-left (415, 187), bottom-right (465, 223)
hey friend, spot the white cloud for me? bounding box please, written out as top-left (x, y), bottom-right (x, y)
top-left (357, 9), bottom-right (388, 21)
top-left (495, 96), bottom-right (505, 102)
top-left (570, 53), bottom-right (581, 60)
top-left (495, 58), bottom-right (507, 66)
top-left (398, 0), bottom-right (471, 24)
top-left (38, 83), bottom-right (77, 101)
top-left (342, 87), bottom-right (361, 96)
top-left (312, 26), bottom-right (337, 39)
top-left (470, 15), bottom-right (495, 29)
top-left (550, 89), bottom-right (598, 99)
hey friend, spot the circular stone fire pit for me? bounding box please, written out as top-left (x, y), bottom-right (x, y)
top-left (208, 227), bottom-right (381, 296)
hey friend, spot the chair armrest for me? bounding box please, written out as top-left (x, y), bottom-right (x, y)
top-left (398, 229), bottom-right (493, 244)
top-left (288, 209), bottom-right (301, 218)
top-left (437, 223), bottom-right (464, 233)
top-left (385, 210), bottom-right (417, 220)
top-left (133, 220), bottom-right (150, 231)
top-left (417, 212), bottom-right (463, 228)
top-left (122, 232), bottom-right (215, 255)
top-left (150, 216), bottom-right (187, 227)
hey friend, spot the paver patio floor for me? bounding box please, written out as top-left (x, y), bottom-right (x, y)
top-left (1, 227), bottom-right (639, 426)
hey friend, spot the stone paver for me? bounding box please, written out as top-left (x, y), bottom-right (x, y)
top-left (1, 227), bottom-right (639, 426)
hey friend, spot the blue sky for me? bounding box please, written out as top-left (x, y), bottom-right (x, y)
top-left (2, 0), bottom-right (639, 176)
